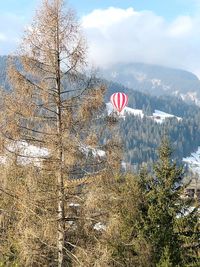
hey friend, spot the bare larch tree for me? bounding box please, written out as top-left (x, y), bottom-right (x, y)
top-left (0, 0), bottom-right (109, 266)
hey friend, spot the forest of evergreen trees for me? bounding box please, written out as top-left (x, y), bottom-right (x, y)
top-left (101, 80), bottom-right (200, 170)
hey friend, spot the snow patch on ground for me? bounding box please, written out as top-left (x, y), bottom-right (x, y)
top-left (94, 222), bottom-right (106, 231)
top-left (0, 140), bottom-right (105, 167)
top-left (152, 110), bottom-right (182, 123)
top-left (69, 203), bottom-right (80, 207)
top-left (0, 141), bottom-right (49, 166)
top-left (106, 102), bottom-right (143, 118)
top-left (106, 103), bottom-right (181, 123)
top-left (180, 91), bottom-right (200, 107)
top-left (0, 156), bottom-right (7, 164)
top-left (173, 90), bottom-right (180, 96)
top-left (176, 206), bottom-right (199, 218)
top-left (151, 79), bottom-right (161, 87)
top-left (111, 71), bottom-right (118, 78)
top-left (121, 161), bottom-right (127, 170)
top-left (134, 72), bottom-right (147, 82)
top-left (8, 141), bottom-right (49, 158)
top-left (80, 144), bottom-right (106, 158)
top-left (150, 78), bottom-right (170, 91)
top-left (183, 147), bottom-right (200, 175)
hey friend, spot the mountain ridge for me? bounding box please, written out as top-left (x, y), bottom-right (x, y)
top-left (101, 62), bottom-right (200, 105)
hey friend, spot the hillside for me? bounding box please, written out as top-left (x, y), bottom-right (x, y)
top-left (101, 63), bottom-right (200, 106)
top-left (106, 102), bottom-right (182, 122)
top-left (1, 56), bottom-right (200, 172)
top-left (104, 100), bottom-right (200, 170)
top-left (103, 87), bottom-right (200, 172)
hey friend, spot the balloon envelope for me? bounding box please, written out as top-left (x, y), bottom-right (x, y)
top-left (110, 92), bottom-right (128, 113)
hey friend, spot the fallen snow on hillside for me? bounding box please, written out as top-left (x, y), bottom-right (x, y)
top-left (177, 206), bottom-right (200, 218)
top-left (0, 140), bottom-right (106, 167)
top-left (134, 72), bottom-right (147, 82)
top-left (0, 141), bottom-right (49, 166)
top-left (183, 147), bottom-right (200, 175)
top-left (8, 141), bottom-right (49, 158)
top-left (106, 102), bottom-right (181, 123)
top-left (106, 102), bottom-right (144, 117)
top-left (124, 106), bottom-right (144, 117)
top-left (151, 78), bottom-right (161, 87)
top-left (111, 71), bottom-right (118, 78)
top-left (80, 144), bottom-right (106, 158)
top-left (180, 91), bottom-right (200, 107)
top-left (152, 110), bottom-right (182, 123)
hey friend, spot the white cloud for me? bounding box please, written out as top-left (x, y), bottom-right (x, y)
top-left (0, 33), bottom-right (7, 41)
top-left (82, 7), bottom-right (200, 77)
top-left (82, 7), bottom-right (136, 29)
top-left (168, 16), bottom-right (193, 37)
top-left (0, 12), bottom-right (27, 54)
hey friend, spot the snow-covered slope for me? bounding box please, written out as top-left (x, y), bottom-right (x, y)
top-left (80, 144), bottom-right (106, 158)
top-left (0, 141), bottom-right (49, 166)
top-left (152, 110), bottom-right (182, 123)
top-left (180, 91), bottom-right (200, 107)
top-left (0, 140), bottom-right (106, 166)
top-left (106, 102), bottom-right (144, 117)
top-left (106, 103), bottom-right (181, 123)
top-left (183, 147), bottom-right (200, 175)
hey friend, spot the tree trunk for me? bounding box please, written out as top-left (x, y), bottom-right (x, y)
top-left (56, 73), bottom-right (66, 267)
top-left (57, 168), bottom-right (65, 267)
top-left (56, 11), bottom-right (65, 266)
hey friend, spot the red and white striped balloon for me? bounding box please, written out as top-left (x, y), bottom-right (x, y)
top-left (110, 92), bottom-right (128, 113)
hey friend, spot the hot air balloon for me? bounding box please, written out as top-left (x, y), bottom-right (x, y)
top-left (110, 92), bottom-right (128, 113)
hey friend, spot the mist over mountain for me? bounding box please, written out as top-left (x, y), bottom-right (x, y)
top-left (101, 62), bottom-right (200, 106)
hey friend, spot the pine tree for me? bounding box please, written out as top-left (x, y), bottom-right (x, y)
top-left (156, 246), bottom-right (173, 267)
top-left (138, 138), bottom-right (200, 266)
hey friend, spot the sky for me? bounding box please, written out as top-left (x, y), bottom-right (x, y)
top-left (1, 0), bottom-right (200, 76)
